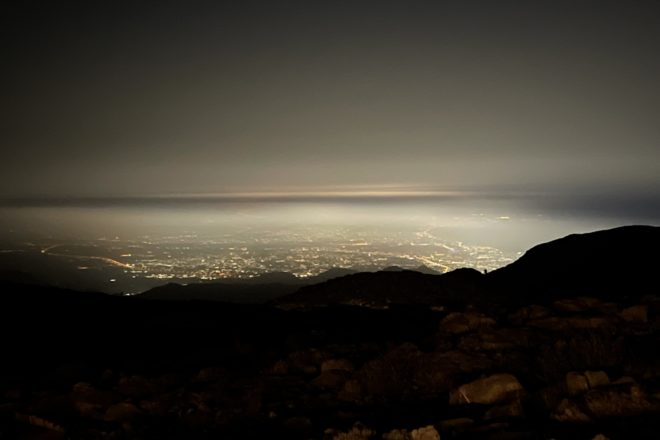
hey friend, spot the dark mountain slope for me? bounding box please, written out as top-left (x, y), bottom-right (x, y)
top-left (140, 281), bottom-right (299, 303)
top-left (273, 268), bottom-right (485, 308)
top-left (275, 225), bottom-right (660, 308)
top-left (488, 225), bottom-right (660, 303)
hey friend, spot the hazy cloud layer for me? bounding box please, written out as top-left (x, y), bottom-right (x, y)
top-left (2, 1), bottom-right (659, 220)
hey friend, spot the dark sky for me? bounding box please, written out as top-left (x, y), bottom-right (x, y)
top-left (2, 1), bottom-right (660, 206)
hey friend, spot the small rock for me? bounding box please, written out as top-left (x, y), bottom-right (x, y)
top-left (566, 372), bottom-right (589, 396)
top-left (621, 305), bottom-right (648, 323)
top-left (553, 297), bottom-right (605, 313)
top-left (450, 374), bottom-right (523, 405)
top-left (529, 316), bottom-right (613, 330)
top-left (104, 402), bottom-right (142, 422)
top-left (313, 370), bottom-right (349, 390)
top-left (72, 382), bottom-right (95, 394)
top-left (332, 422), bottom-right (376, 439)
top-left (464, 422), bottom-right (511, 434)
top-left (139, 398), bottom-right (171, 417)
top-left (383, 429), bottom-right (411, 440)
top-left (484, 400), bottom-right (524, 420)
top-left (584, 385), bottom-right (654, 418)
top-left (440, 312), bottom-right (496, 335)
top-left (283, 416), bottom-right (313, 433)
top-left (612, 376), bottom-right (636, 385)
top-left (5, 389), bottom-right (21, 400)
top-left (509, 304), bottom-right (550, 323)
top-left (437, 350), bottom-right (494, 375)
top-left (585, 370), bottom-right (610, 389)
top-left (552, 398), bottom-right (592, 423)
top-left (74, 400), bottom-right (103, 419)
top-left (32, 394), bottom-right (75, 418)
top-left (15, 413), bottom-right (65, 433)
top-left (410, 425), bottom-right (440, 440)
top-left (458, 329), bottom-right (529, 352)
top-left (338, 379), bottom-right (362, 402)
top-left (287, 349), bottom-right (326, 374)
top-left (322, 358), bottom-right (354, 373)
top-left (72, 382), bottom-right (120, 407)
top-left (101, 369), bottom-right (114, 382)
top-left (538, 384), bottom-right (564, 410)
top-left (195, 367), bottom-right (225, 383)
top-left (269, 360), bottom-right (289, 375)
top-left (302, 366), bottom-right (318, 375)
top-left (440, 417), bottom-right (474, 432)
top-left (118, 375), bottom-right (158, 398)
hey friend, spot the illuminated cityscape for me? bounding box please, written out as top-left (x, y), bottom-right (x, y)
top-left (1, 224), bottom-right (516, 293)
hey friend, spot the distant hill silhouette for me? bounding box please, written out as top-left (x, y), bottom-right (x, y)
top-left (414, 264), bottom-right (443, 275)
top-left (381, 265), bottom-right (442, 275)
top-left (5, 226), bottom-right (658, 306)
top-left (239, 271), bottom-right (301, 285)
top-left (488, 224), bottom-right (660, 303)
top-left (274, 225), bottom-right (660, 308)
top-left (140, 267), bottom-right (450, 303)
top-left (138, 268), bottom-right (358, 302)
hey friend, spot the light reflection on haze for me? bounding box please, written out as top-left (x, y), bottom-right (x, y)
top-left (0, 193), bottom-right (642, 251)
top-left (0, 194), bottom-right (654, 293)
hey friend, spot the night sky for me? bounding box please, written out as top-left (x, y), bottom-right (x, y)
top-left (2, 1), bottom-right (660, 218)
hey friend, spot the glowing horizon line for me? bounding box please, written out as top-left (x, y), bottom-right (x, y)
top-left (150, 189), bottom-right (472, 199)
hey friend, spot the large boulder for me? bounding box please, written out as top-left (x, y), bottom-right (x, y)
top-left (449, 374), bottom-right (523, 405)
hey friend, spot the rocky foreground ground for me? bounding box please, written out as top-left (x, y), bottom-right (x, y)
top-left (1, 292), bottom-right (659, 439)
